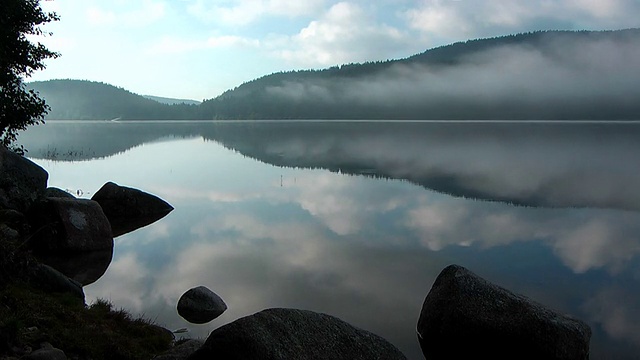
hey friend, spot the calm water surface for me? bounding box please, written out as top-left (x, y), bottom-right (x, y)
top-left (19, 121), bottom-right (640, 359)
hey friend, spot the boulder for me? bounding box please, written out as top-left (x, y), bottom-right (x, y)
top-left (153, 339), bottom-right (204, 360)
top-left (188, 308), bottom-right (407, 360)
top-left (45, 187), bottom-right (75, 199)
top-left (27, 198), bottom-right (113, 254)
top-left (91, 181), bottom-right (174, 237)
top-left (29, 263), bottom-right (85, 302)
top-left (0, 146), bottom-right (48, 213)
top-left (417, 264), bottom-right (591, 359)
top-left (36, 249), bottom-right (113, 286)
top-left (177, 286), bottom-right (227, 324)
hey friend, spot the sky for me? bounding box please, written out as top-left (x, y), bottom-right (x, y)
top-left (28, 0), bottom-right (640, 101)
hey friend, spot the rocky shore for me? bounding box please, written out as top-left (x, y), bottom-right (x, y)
top-left (0, 147), bottom-right (592, 359)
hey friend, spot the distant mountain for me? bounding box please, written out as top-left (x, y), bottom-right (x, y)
top-left (27, 80), bottom-right (199, 120)
top-left (28, 29), bottom-right (640, 120)
top-left (201, 29), bottom-right (640, 120)
top-left (143, 95), bottom-right (201, 106)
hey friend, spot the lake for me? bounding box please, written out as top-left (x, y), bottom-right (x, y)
top-left (18, 120), bottom-right (640, 359)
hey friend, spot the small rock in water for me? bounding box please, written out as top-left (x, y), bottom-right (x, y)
top-left (177, 286), bottom-right (227, 324)
top-left (91, 181), bottom-right (174, 237)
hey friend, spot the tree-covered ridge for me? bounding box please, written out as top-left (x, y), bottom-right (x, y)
top-left (28, 29), bottom-right (640, 121)
top-left (27, 80), bottom-right (199, 120)
top-left (200, 29), bottom-right (640, 120)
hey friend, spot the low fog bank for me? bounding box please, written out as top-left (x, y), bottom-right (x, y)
top-left (265, 31), bottom-right (640, 119)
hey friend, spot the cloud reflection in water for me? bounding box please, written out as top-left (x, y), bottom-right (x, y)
top-left (27, 123), bottom-right (640, 359)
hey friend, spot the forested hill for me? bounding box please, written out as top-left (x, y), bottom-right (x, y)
top-left (201, 29), bottom-right (640, 120)
top-left (29, 29), bottom-right (640, 120)
top-left (27, 80), bottom-right (199, 120)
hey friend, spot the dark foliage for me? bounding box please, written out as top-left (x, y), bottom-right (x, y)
top-left (198, 29), bottom-right (640, 120)
top-left (0, 0), bottom-right (59, 151)
top-left (28, 79), bottom-right (200, 120)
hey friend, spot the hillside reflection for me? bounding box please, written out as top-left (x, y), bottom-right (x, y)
top-left (27, 127), bottom-right (640, 359)
top-left (19, 121), bottom-right (640, 211)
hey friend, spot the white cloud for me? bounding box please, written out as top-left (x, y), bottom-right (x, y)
top-left (404, 1), bottom-right (472, 38)
top-left (146, 35), bottom-right (259, 55)
top-left (274, 2), bottom-right (413, 66)
top-left (187, 0), bottom-right (326, 25)
top-left (86, 0), bottom-right (166, 27)
top-left (402, 0), bottom-right (640, 42)
top-left (84, 252), bottom-right (153, 312)
top-left (583, 287), bottom-right (640, 346)
top-left (569, 0), bottom-right (629, 19)
top-left (553, 219), bottom-right (640, 274)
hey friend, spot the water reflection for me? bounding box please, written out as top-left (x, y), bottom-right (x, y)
top-left (23, 122), bottom-right (640, 359)
top-left (19, 121), bottom-right (640, 212)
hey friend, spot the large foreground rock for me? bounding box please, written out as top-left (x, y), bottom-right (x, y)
top-left (177, 286), bottom-right (227, 324)
top-left (28, 263), bottom-right (85, 302)
top-left (91, 181), bottom-right (174, 237)
top-left (27, 198), bottom-right (113, 253)
top-left (417, 264), bottom-right (591, 359)
top-left (188, 308), bottom-right (406, 360)
top-left (0, 146), bottom-right (48, 213)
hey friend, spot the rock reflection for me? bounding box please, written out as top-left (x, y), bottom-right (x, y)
top-left (36, 250), bottom-right (113, 286)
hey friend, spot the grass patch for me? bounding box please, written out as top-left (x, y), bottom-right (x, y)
top-left (0, 284), bottom-right (174, 359)
top-left (0, 225), bottom-right (174, 359)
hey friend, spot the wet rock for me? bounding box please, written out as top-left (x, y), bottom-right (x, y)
top-left (29, 263), bottom-right (85, 302)
top-left (45, 187), bottom-right (75, 199)
top-left (188, 308), bottom-right (407, 360)
top-left (417, 264), bottom-right (591, 360)
top-left (153, 339), bottom-right (204, 360)
top-left (37, 249), bottom-right (113, 286)
top-left (0, 146), bottom-right (48, 213)
top-left (27, 198), bottom-right (113, 254)
top-left (91, 181), bottom-right (174, 237)
top-left (177, 286), bottom-right (227, 324)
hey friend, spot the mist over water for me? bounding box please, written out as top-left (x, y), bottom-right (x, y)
top-left (265, 33), bottom-right (640, 119)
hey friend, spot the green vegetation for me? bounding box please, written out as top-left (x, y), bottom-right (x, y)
top-left (0, 286), bottom-right (173, 359)
top-left (198, 29), bottom-right (640, 120)
top-left (28, 29), bottom-right (640, 121)
top-left (0, 0), bottom-right (59, 150)
top-left (28, 79), bottom-right (200, 120)
top-left (0, 227), bottom-right (174, 359)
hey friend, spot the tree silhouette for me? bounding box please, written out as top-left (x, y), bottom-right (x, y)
top-left (0, 0), bottom-right (59, 152)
